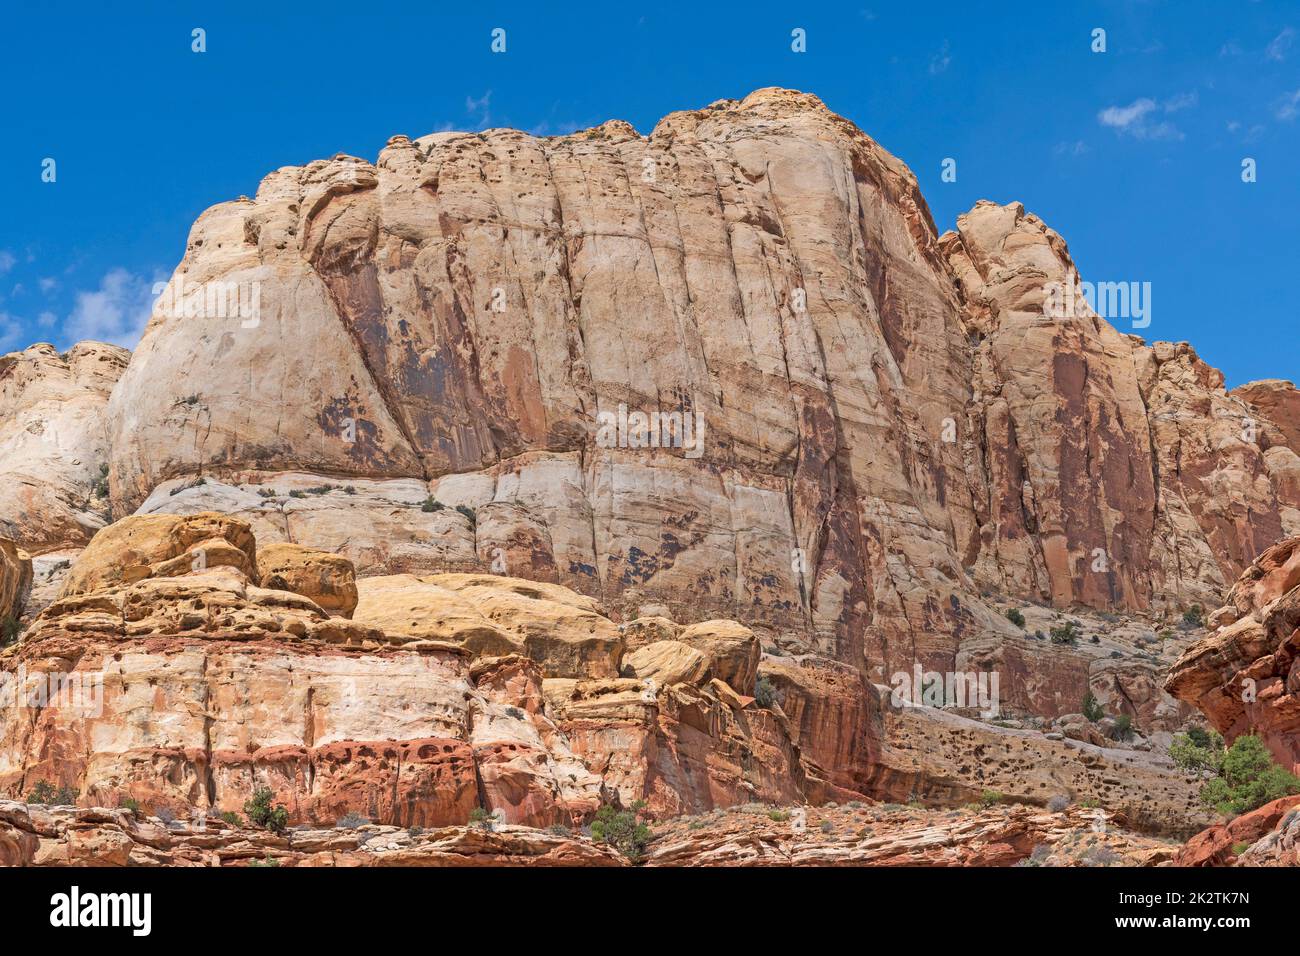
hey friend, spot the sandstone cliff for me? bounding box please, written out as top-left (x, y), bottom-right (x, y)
top-left (95, 89), bottom-right (1300, 693)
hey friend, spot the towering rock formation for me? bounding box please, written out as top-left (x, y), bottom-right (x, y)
top-left (944, 202), bottom-right (1296, 612)
top-left (99, 90), bottom-right (1300, 693)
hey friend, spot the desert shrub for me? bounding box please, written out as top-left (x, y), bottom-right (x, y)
top-left (288, 490), bottom-right (305, 499)
top-left (0, 615), bottom-right (20, 647)
top-left (820, 820), bottom-right (834, 833)
top-left (1050, 620), bottom-right (1082, 645)
top-left (1047, 794), bottom-right (1070, 812)
top-left (257, 488), bottom-right (277, 498)
top-left (420, 496), bottom-right (443, 513)
top-left (468, 806), bottom-right (493, 830)
top-left (155, 807), bottom-right (176, 825)
top-left (248, 855), bottom-right (280, 867)
top-left (505, 706), bottom-right (525, 720)
top-left (26, 781), bottom-right (77, 806)
top-left (590, 802), bottom-right (651, 861)
top-left (753, 675), bottom-right (778, 708)
top-left (547, 824), bottom-right (572, 836)
top-left (1082, 692), bottom-right (1104, 723)
top-left (1081, 845), bottom-right (1120, 867)
top-left (1199, 735), bottom-right (1300, 817)
top-left (1005, 608), bottom-right (1025, 628)
top-left (767, 809), bottom-right (790, 822)
top-left (91, 463), bottom-right (110, 498)
top-left (1111, 714), bottom-right (1134, 741)
top-left (454, 504), bottom-right (477, 527)
top-left (220, 811), bottom-right (243, 826)
top-left (978, 790), bottom-right (1003, 808)
top-left (1181, 604), bottom-right (1205, 629)
top-left (243, 787), bottom-right (289, 833)
top-left (336, 812), bottom-right (369, 829)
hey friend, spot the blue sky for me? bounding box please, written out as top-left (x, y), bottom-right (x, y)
top-left (1, 0), bottom-right (1296, 387)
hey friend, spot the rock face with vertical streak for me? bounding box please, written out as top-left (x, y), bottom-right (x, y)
top-left (0, 539), bottom-right (30, 625)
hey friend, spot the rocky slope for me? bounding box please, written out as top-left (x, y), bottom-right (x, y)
top-left (0, 798), bottom-right (1176, 867)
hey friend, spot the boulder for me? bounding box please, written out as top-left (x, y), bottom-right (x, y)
top-left (257, 542), bottom-right (358, 617)
top-left (59, 512), bottom-right (256, 598)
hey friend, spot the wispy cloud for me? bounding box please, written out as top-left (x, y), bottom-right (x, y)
top-left (527, 118), bottom-right (587, 137)
top-left (1276, 89), bottom-right (1300, 121)
top-left (1053, 140), bottom-right (1090, 157)
top-left (465, 90), bottom-right (493, 129)
top-left (63, 268), bottom-right (157, 348)
top-left (0, 311), bottom-right (25, 352)
top-left (929, 40), bottom-right (951, 75)
top-left (1266, 27), bottom-right (1295, 62)
top-left (0, 251), bottom-right (15, 275)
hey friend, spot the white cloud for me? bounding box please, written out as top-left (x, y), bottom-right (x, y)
top-left (63, 268), bottom-right (156, 348)
top-left (0, 251), bottom-right (15, 275)
top-left (1266, 27), bottom-right (1295, 62)
top-left (1097, 97), bottom-right (1185, 140)
top-left (38, 277), bottom-right (57, 293)
top-left (1099, 98), bottom-right (1156, 129)
top-left (1163, 91), bottom-right (1198, 113)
